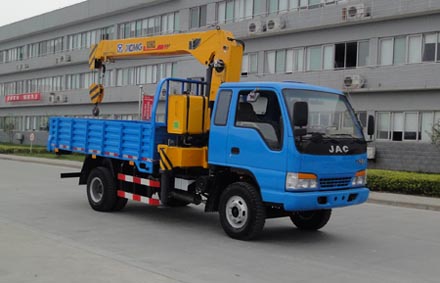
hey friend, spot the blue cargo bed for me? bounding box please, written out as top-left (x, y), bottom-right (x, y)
top-left (48, 117), bottom-right (167, 173)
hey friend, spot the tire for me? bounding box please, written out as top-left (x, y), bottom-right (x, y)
top-left (219, 182), bottom-right (266, 240)
top-left (87, 167), bottom-right (118, 212)
top-left (113, 197), bottom-right (128, 211)
top-left (290, 209), bottom-right (332, 231)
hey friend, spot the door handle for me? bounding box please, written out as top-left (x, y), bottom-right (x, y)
top-left (231, 147), bottom-right (240, 155)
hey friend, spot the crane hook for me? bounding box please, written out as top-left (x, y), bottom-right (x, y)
top-left (92, 104), bottom-right (100, 117)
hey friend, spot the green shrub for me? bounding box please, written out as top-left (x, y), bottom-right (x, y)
top-left (0, 144), bottom-right (47, 154)
top-left (368, 169), bottom-right (440, 198)
top-left (0, 143), bottom-right (84, 162)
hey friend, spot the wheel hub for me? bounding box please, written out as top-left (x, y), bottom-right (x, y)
top-left (226, 196), bottom-right (248, 229)
top-left (90, 177), bottom-right (104, 203)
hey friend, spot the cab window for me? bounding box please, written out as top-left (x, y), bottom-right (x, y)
top-left (235, 90), bottom-right (283, 150)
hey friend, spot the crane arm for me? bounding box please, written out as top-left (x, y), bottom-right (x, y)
top-left (88, 29), bottom-right (243, 105)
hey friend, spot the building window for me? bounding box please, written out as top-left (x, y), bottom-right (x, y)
top-left (67, 26), bottom-right (113, 50)
top-left (101, 26), bottom-right (115, 40)
top-left (285, 49), bottom-right (293, 72)
top-left (323, 45), bottom-right (334, 70)
top-left (118, 12), bottom-right (178, 39)
top-left (275, 49), bottom-right (286, 73)
top-left (265, 50), bottom-right (276, 73)
top-left (421, 112), bottom-right (434, 142)
top-left (264, 47), bottom-right (305, 73)
top-left (242, 53), bottom-right (258, 75)
top-left (437, 34), bottom-right (440, 61)
top-left (217, 0), bottom-right (254, 23)
top-left (117, 63), bottom-right (174, 86)
top-left (334, 41), bottom-right (368, 69)
top-left (357, 41), bottom-right (370, 67)
top-left (391, 112), bottom-right (404, 141)
top-left (292, 48), bottom-right (304, 72)
top-left (190, 5), bottom-right (207, 29)
top-left (308, 0), bottom-right (321, 8)
top-left (408, 35), bottom-right (422, 64)
top-left (264, 0), bottom-right (339, 14)
top-left (307, 46), bottom-right (322, 71)
top-left (268, 0), bottom-right (279, 14)
top-left (376, 111), bottom-right (440, 142)
top-left (404, 112), bottom-right (418, 140)
top-left (0, 46), bottom-right (25, 63)
top-left (377, 112), bottom-right (391, 140)
top-left (161, 12), bottom-right (179, 34)
top-left (379, 38), bottom-right (393, 66)
top-left (265, 49), bottom-right (289, 73)
top-left (423, 33), bottom-right (437, 62)
top-left (393, 37), bottom-right (406, 65)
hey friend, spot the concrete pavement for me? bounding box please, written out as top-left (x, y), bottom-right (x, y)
top-left (2, 158), bottom-right (440, 283)
top-left (1, 153), bottom-right (439, 212)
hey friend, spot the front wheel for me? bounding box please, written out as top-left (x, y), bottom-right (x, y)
top-left (290, 209), bottom-right (332, 231)
top-left (219, 182), bottom-right (266, 240)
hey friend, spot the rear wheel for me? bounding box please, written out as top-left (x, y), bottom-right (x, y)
top-left (290, 209), bottom-right (332, 231)
top-left (219, 182), bottom-right (266, 240)
top-left (87, 167), bottom-right (121, 212)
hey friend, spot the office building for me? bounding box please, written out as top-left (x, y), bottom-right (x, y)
top-left (1, 0), bottom-right (439, 172)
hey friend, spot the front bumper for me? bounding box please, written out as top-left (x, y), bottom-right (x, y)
top-left (267, 187), bottom-right (369, 212)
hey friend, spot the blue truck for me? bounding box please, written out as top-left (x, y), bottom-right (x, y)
top-left (48, 30), bottom-right (372, 240)
top-left (48, 78), bottom-right (372, 240)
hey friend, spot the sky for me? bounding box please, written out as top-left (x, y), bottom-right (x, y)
top-left (0, 0), bottom-right (86, 27)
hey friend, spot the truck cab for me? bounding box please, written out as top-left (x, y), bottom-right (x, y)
top-left (208, 82), bottom-right (369, 236)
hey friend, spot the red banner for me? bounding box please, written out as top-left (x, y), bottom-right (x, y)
top-left (142, 95), bottom-right (154, 121)
top-left (5, 93), bottom-right (41, 103)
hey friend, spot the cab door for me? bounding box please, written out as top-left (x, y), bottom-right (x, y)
top-left (226, 89), bottom-right (287, 199)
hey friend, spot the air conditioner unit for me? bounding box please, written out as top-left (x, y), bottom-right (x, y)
top-left (343, 75), bottom-right (365, 89)
top-left (55, 94), bottom-right (64, 103)
top-left (266, 17), bottom-right (286, 32)
top-left (49, 94), bottom-right (56, 103)
top-left (343, 4), bottom-right (370, 21)
top-left (248, 19), bottom-right (265, 35)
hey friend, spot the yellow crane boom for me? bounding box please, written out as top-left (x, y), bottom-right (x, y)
top-left (88, 29), bottom-right (244, 112)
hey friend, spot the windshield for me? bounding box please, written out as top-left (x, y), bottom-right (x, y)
top-left (283, 89), bottom-right (364, 140)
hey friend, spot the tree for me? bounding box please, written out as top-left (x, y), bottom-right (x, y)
top-left (4, 122), bottom-right (14, 143)
top-left (432, 121), bottom-right (440, 147)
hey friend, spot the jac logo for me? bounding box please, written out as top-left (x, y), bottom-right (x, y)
top-left (329, 145), bottom-right (349, 154)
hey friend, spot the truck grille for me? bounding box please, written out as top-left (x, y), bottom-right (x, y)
top-left (320, 177), bottom-right (351, 189)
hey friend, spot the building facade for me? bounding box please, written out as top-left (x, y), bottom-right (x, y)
top-left (0, 0), bottom-right (439, 172)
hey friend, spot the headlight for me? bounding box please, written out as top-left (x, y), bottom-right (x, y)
top-left (352, 170), bottom-right (367, 187)
top-left (286, 173), bottom-right (318, 191)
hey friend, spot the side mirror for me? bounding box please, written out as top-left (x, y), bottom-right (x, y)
top-left (293, 101), bottom-right (308, 127)
top-left (367, 115), bottom-right (375, 136)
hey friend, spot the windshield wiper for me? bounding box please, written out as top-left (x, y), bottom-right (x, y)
top-left (328, 134), bottom-right (354, 138)
top-left (303, 132), bottom-right (337, 143)
top-left (328, 133), bottom-right (366, 143)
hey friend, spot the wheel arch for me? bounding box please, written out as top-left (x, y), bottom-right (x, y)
top-left (205, 166), bottom-right (262, 212)
top-left (79, 156), bottom-right (121, 185)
